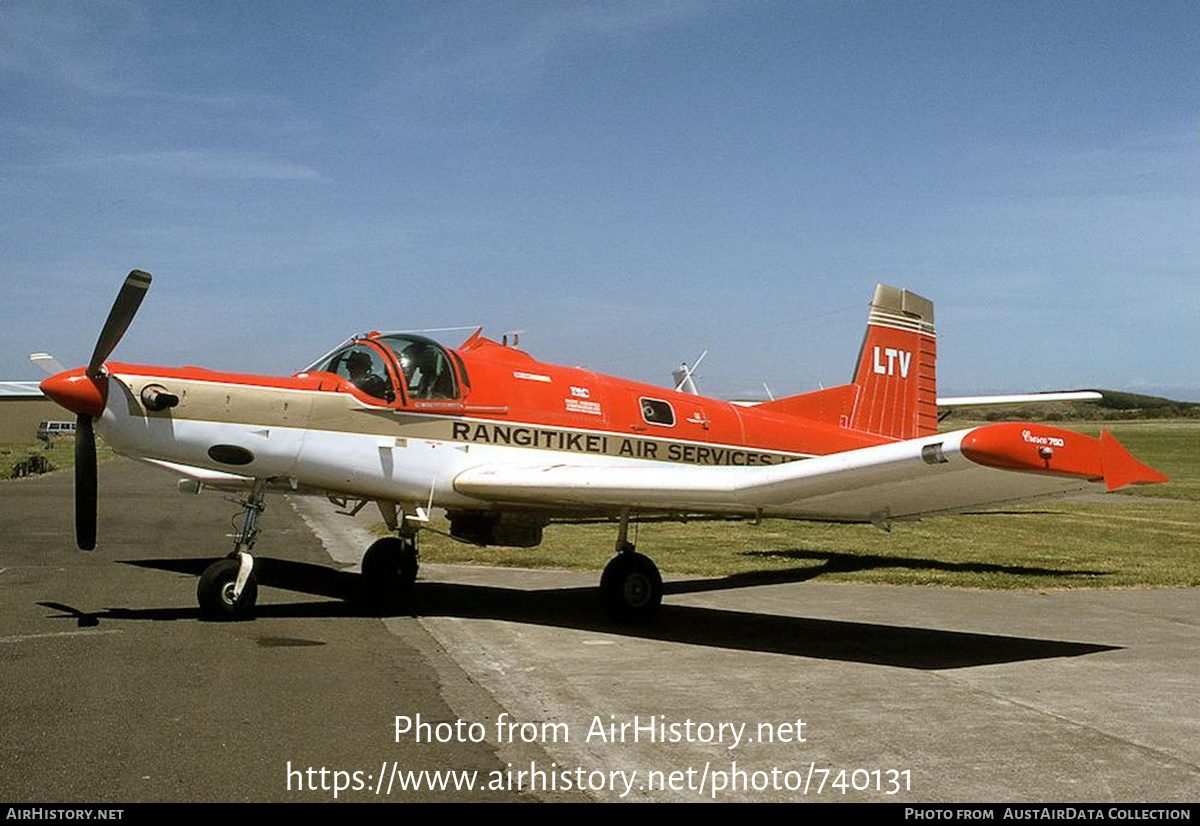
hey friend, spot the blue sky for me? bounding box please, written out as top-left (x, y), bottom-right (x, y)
top-left (2, 1), bottom-right (1196, 399)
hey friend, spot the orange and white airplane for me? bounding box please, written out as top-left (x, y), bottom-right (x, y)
top-left (37, 271), bottom-right (1167, 621)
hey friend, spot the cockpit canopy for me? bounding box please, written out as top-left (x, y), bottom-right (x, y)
top-left (306, 333), bottom-right (461, 403)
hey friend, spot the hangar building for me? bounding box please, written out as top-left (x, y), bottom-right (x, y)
top-left (0, 382), bottom-right (63, 444)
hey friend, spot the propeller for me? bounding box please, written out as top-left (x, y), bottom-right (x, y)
top-left (75, 414), bottom-right (97, 550)
top-left (88, 270), bottom-right (152, 378)
top-left (39, 270), bottom-right (153, 550)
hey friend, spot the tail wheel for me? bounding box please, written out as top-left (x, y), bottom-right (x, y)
top-left (600, 552), bottom-right (662, 622)
top-left (197, 558), bottom-right (258, 620)
top-left (360, 537), bottom-right (419, 605)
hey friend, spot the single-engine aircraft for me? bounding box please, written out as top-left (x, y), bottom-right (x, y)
top-left (37, 271), bottom-right (1167, 621)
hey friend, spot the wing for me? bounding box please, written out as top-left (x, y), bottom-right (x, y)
top-left (453, 424), bottom-right (1166, 524)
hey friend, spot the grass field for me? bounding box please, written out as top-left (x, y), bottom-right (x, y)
top-left (0, 439), bottom-right (114, 480)
top-left (407, 419), bottom-right (1199, 589)
top-left (0, 439), bottom-right (97, 477)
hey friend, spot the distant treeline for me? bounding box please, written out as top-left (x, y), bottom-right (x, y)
top-left (943, 389), bottom-right (1200, 422)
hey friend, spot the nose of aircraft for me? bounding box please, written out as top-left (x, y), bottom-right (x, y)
top-left (40, 368), bottom-right (108, 418)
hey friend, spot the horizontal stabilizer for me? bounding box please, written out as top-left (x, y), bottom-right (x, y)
top-left (938, 391), bottom-right (1102, 408)
top-left (755, 384), bottom-right (858, 425)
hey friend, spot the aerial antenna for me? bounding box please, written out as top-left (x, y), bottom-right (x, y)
top-left (672, 349), bottom-right (708, 394)
top-left (378, 325), bottom-right (482, 336)
top-left (762, 382), bottom-right (775, 401)
top-left (502, 329), bottom-right (526, 347)
top-left (399, 325), bottom-right (481, 334)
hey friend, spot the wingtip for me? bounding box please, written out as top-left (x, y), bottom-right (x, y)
top-left (961, 423), bottom-right (1169, 492)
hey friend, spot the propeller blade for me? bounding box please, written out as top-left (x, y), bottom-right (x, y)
top-left (87, 270), bottom-right (152, 378)
top-left (29, 352), bottom-right (65, 375)
top-left (75, 414), bottom-right (97, 551)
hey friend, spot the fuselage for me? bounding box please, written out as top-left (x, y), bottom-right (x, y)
top-left (84, 332), bottom-right (893, 512)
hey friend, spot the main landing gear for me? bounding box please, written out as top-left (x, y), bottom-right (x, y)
top-left (197, 480), bottom-right (266, 620)
top-left (356, 499), bottom-right (421, 609)
top-left (193, 489), bottom-right (652, 622)
top-left (360, 532), bottom-right (419, 607)
top-left (600, 509), bottom-right (662, 623)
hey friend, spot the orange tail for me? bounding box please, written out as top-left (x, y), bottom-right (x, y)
top-left (757, 284), bottom-right (937, 440)
top-left (848, 284), bottom-right (937, 439)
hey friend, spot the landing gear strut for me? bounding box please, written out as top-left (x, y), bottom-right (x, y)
top-left (197, 479), bottom-right (266, 620)
top-left (360, 530), bottom-right (419, 607)
top-left (600, 509), bottom-right (662, 622)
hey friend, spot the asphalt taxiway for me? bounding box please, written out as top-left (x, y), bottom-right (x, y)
top-left (1, 458), bottom-right (1197, 802)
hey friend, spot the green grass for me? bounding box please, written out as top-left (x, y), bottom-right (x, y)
top-left (1077, 420), bottom-right (1198, 502)
top-left (405, 419), bottom-right (1199, 589)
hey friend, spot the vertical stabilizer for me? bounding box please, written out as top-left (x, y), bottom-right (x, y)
top-left (848, 284), bottom-right (938, 439)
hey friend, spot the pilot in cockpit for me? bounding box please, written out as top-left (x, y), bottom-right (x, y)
top-left (345, 350), bottom-right (389, 400)
top-left (400, 341), bottom-right (438, 398)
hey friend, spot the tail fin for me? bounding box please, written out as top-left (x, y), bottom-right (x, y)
top-left (848, 284), bottom-right (937, 439)
top-left (755, 283), bottom-right (937, 440)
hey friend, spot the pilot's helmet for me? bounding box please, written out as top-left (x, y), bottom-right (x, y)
top-left (408, 340), bottom-right (436, 360)
top-left (401, 342), bottom-right (433, 368)
top-left (346, 350), bottom-right (372, 372)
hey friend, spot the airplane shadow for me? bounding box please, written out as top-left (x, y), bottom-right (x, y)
top-left (31, 555), bottom-right (1122, 671)
top-left (671, 547), bottom-right (1110, 595)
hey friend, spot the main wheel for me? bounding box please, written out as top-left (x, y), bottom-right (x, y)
top-left (360, 537), bottom-right (419, 605)
top-left (600, 552), bottom-right (663, 622)
top-left (197, 558), bottom-right (258, 620)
